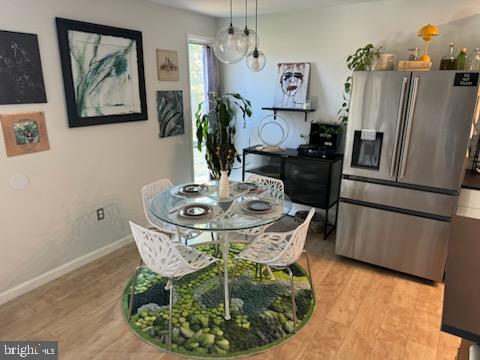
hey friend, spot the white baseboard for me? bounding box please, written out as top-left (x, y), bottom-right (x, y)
top-left (0, 235), bottom-right (133, 306)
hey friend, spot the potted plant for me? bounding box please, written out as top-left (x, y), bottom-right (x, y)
top-left (195, 92), bottom-right (252, 197)
top-left (338, 44), bottom-right (380, 128)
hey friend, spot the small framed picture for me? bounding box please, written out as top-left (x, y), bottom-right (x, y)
top-left (156, 49), bottom-right (179, 81)
top-left (1, 112), bottom-right (50, 157)
top-left (157, 90), bottom-right (184, 137)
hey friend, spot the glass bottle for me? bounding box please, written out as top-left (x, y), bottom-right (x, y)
top-left (456, 48), bottom-right (468, 70)
top-left (468, 48), bottom-right (480, 70)
top-left (439, 42), bottom-right (457, 70)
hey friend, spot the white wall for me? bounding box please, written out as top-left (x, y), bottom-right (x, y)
top-left (0, 0), bottom-right (216, 300)
top-left (220, 0), bottom-right (480, 153)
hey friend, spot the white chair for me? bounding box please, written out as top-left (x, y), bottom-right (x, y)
top-left (236, 174), bottom-right (285, 238)
top-left (128, 222), bottom-right (221, 350)
top-left (230, 208), bottom-right (315, 332)
top-left (246, 174), bottom-right (284, 201)
top-left (142, 179), bottom-right (199, 243)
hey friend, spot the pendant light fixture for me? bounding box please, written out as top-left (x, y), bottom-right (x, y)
top-left (213, 0), bottom-right (249, 64)
top-left (243, 0), bottom-right (256, 51)
top-left (246, 0), bottom-right (266, 72)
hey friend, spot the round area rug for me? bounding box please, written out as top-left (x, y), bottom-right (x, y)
top-left (122, 244), bottom-right (315, 358)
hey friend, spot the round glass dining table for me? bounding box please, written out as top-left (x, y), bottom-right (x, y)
top-left (148, 181), bottom-right (292, 320)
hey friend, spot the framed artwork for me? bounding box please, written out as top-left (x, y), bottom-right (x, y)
top-left (156, 49), bottom-right (179, 81)
top-left (1, 112), bottom-right (50, 157)
top-left (56, 18), bottom-right (147, 128)
top-left (157, 91), bottom-right (184, 138)
top-left (0, 30), bottom-right (47, 105)
top-left (273, 62), bottom-right (311, 108)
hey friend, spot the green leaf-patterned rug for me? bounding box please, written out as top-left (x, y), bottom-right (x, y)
top-left (121, 244), bottom-right (315, 358)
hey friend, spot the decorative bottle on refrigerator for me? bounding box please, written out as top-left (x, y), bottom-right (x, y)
top-left (456, 48), bottom-right (468, 70)
top-left (439, 42), bottom-right (457, 70)
top-left (468, 48), bottom-right (480, 70)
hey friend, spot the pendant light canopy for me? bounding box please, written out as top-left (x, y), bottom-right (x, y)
top-left (246, 0), bottom-right (266, 72)
top-left (213, 0), bottom-right (249, 64)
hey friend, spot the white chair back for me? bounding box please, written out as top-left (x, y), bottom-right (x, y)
top-left (141, 178), bottom-right (173, 227)
top-left (247, 174), bottom-right (284, 200)
top-left (277, 208), bottom-right (315, 266)
top-left (129, 221), bottom-right (188, 278)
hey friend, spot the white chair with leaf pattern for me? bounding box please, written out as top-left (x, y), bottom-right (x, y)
top-left (235, 174), bottom-right (285, 239)
top-left (142, 179), bottom-right (199, 243)
top-left (230, 208), bottom-right (315, 333)
top-left (128, 222), bottom-right (221, 350)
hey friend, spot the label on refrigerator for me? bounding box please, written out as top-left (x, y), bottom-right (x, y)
top-left (360, 129), bottom-right (377, 141)
top-left (453, 73), bottom-right (479, 87)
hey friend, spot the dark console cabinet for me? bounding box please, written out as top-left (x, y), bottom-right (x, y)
top-left (242, 146), bottom-right (343, 239)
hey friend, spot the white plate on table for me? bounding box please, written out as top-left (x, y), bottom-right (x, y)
top-left (240, 199), bottom-right (275, 215)
top-left (172, 184), bottom-right (208, 198)
top-left (170, 203), bottom-right (223, 224)
top-left (199, 182), bottom-right (249, 202)
top-left (233, 182), bottom-right (268, 195)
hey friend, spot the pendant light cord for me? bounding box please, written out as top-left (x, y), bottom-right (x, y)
top-left (245, 0), bottom-right (248, 29)
top-left (255, 0), bottom-right (258, 48)
top-left (230, 0), bottom-right (233, 26)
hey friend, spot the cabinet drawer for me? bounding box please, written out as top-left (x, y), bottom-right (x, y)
top-left (336, 201), bottom-right (449, 281)
top-left (284, 158), bottom-right (330, 184)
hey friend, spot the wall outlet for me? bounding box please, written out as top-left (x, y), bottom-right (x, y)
top-left (96, 208), bottom-right (105, 221)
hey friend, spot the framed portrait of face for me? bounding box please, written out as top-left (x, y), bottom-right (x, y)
top-left (273, 63), bottom-right (310, 108)
top-left (1, 112), bottom-right (50, 157)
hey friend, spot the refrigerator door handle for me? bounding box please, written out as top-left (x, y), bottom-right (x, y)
top-left (390, 76), bottom-right (409, 177)
top-left (399, 76), bottom-right (420, 179)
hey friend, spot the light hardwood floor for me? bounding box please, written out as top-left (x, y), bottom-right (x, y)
top-left (0, 232), bottom-right (460, 360)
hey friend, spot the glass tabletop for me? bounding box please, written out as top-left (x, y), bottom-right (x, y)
top-left (148, 181), bottom-right (292, 231)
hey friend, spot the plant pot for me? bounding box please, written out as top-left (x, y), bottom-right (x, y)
top-left (218, 170), bottom-right (230, 199)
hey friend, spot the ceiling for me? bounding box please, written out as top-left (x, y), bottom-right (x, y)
top-left (147, 0), bottom-right (381, 18)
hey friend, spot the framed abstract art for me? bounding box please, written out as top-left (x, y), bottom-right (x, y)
top-left (157, 91), bottom-right (184, 138)
top-left (0, 30), bottom-right (47, 105)
top-left (56, 18), bottom-right (147, 127)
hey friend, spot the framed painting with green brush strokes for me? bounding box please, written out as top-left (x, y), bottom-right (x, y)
top-left (56, 18), bottom-right (147, 128)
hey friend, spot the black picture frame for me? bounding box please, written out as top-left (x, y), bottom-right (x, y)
top-left (56, 18), bottom-right (147, 128)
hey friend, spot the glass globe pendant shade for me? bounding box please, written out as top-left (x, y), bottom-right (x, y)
top-left (213, 25), bottom-right (249, 64)
top-left (246, 48), bottom-right (266, 72)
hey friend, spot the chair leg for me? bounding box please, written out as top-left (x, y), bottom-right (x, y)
top-left (266, 265), bottom-right (275, 280)
top-left (303, 250), bottom-right (315, 297)
top-left (211, 233), bottom-right (219, 257)
top-left (216, 261), bottom-right (223, 289)
top-left (168, 278), bottom-right (174, 351)
top-left (128, 263), bottom-right (143, 321)
top-left (287, 267), bottom-right (297, 333)
top-left (229, 259), bottom-right (238, 304)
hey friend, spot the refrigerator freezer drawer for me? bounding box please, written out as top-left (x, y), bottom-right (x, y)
top-left (340, 178), bottom-right (458, 218)
top-left (336, 201), bottom-right (449, 281)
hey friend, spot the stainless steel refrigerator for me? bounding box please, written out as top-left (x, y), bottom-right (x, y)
top-left (336, 70), bottom-right (480, 281)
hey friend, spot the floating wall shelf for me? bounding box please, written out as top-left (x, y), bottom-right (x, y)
top-left (261, 107), bottom-right (316, 122)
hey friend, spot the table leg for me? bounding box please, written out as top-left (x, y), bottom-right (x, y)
top-left (221, 232), bottom-right (231, 320)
